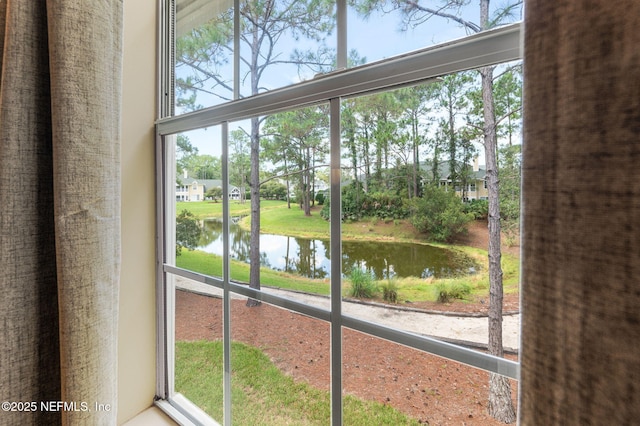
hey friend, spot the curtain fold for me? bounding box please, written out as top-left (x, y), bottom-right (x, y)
top-left (521, 0), bottom-right (640, 424)
top-left (0, 2), bottom-right (122, 425)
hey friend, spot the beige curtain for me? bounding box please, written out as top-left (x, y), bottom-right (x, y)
top-left (521, 0), bottom-right (640, 424)
top-left (0, 2), bottom-right (122, 425)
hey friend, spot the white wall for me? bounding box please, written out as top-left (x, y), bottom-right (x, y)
top-left (118, 0), bottom-right (157, 423)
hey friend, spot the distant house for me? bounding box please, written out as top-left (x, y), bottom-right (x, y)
top-left (176, 171), bottom-right (241, 202)
top-left (424, 157), bottom-right (488, 202)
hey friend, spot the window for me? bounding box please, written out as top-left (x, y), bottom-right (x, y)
top-left (157, 1), bottom-right (523, 424)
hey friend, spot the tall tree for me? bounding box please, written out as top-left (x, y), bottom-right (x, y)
top-left (261, 133), bottom-right (295, 208)
top-left (432, 72), bottom-right (473, 195)
top-left (176, 0), bottom-right (335, 305)
top-left (264, 106), bottom-right (329, 216)
top-left (182, 154), bottom-right (222, 180)
top-left (498, 143), bottom-right (521, 246)
top-left (340, 99), bottom-right (369, 209)
top-left (176, 134), bottom-right (199, 176)
top-left (370, 92), bottom-right (401, 190)
top-left (229, 129), bottom-right (250, 203)
top-left (351, 95), bottom-right (377, 192)
top-left (396, 85), bottom-right (434, 198)
top-left (492, 64), bottom-right (523, 147)
top-left (354, 0), bottom-right (522, 421)
top-left (478, 2), bottom-right (518, 421)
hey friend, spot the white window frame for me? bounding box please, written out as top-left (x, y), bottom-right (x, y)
top-left (155, 4), bottom-right (522, 424)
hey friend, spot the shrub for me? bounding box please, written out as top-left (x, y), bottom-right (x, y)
top-left (176, 209), bottom-right (202, 256)
top-left (348, 269), bottom-right (377, 299)
top-left (463, 199), bottom-right (488, 220)
top-left (260, 180), bottom-right (288, 200)
top-left (381, 280), bottom-right (398, 303)
top-left (433, 282), bottom-right (471, 303)
top-left (409, 184), bottom-right (472, 242)
top-left (367, 191), bottom-right (409, 220)
top-left (320, 185), bottom-right (410, 222)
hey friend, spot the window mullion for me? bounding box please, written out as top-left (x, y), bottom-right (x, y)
top-left (221, 122), bottom-right (232, 426)
top-left (329, 97), bottom-right (342, 425)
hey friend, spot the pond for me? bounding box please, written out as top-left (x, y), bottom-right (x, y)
top-left (197, 218), bottom-right (477, 280)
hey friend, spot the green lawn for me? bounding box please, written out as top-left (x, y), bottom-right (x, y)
top-left (176, 199), bottom-right (286, 220)
top-left (175, 340), bottom-right (421, 425)
top-left (176, 249), bottom-right (331, 295)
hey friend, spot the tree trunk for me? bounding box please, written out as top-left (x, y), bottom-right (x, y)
top-left (412, 116), bottom-right (420, 198)
top-left (303, 146), bottom-right (311, 216)
top-left (247, 116), bottom-right (262, 307)
top-left (489, 373), bottom-right (516, 423)
top-left (479, 0), bottom-right (515, 420)
top-left (448, 90), bottom-right (457, 187)
top-left (284, 153), bottom-right (291, 209)
top-left (363, 131), bottom-right (370, 193)
top-left (482, 63), bottom-right (516, 423)
top-left (246, 22), bottom-right (262, 307)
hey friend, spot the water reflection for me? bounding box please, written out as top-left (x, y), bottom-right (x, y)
top-left (199, 219), bottom-right (475, 279)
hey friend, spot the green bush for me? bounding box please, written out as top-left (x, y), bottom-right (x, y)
top-left (320, 185), bottom-right (410, 222)
top-left (260, 180), bottom-right (288, 200)
top-left (409, 184), bottom-right (472, 242)
top-left (463, 199), bottom-right (488, 220)
top-left (348, 269), bottom-right (377, 299)
top-left (433, 282), bottom-right (471, 303)
top-left (367, 191), bottom-right (409, 220)
top-left (176, 209), bottom-right (202, 256)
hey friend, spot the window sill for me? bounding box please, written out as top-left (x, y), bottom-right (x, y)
top-left (121, 406), bottom-right (177, 426)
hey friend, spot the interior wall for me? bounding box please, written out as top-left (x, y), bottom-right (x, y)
top-left (118, 0), bottom-right (158, 423)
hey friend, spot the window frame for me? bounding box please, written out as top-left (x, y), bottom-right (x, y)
top-left (156, 4), bottom-right (522, 423)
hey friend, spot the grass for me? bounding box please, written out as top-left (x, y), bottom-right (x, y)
top-left (176, 199), bottom-right (285, 220)
top-left (175, 340), bottom-right (421, 425)
top-left (433, 281), bottom-right (472, 303)
top-left (381, 279), bottom-right (399, 303)
top-left (347, 269), bottom-right (377, 298)
top-left (177, 249), bottom-right (331, 295)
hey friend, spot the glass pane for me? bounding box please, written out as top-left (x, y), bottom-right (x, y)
top-left (347, 0), bottom-right (523, 66)
top-left (175, 0), bottom-right (338, 113)
top-left (230, 300), bottom-right (331, 424)
top-left (342, 330), bottom-right (518, 424)
top-left (174, 283), bottom-right (224, 424)
top-left (175, 0), bottom-right (235, 112)
top-left (170, 127), bottom-right (225, 281)
top-left (338, 63), bottom-right (522, 352)
top-left (226, 105), bottom-right (331, 307)
top-left (238, 0), bottom-right (337, 98)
